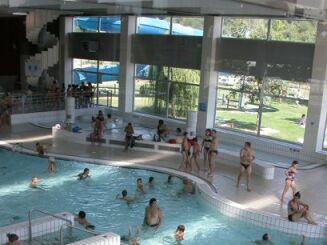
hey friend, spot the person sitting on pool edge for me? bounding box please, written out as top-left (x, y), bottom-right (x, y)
top-left (78, 168), bottom-right (90, 180)
top-left (116, 190), bottom-right (135, 204)
top-left (288, 191), bottom-right (317, 225)
top-left (6, 233), bottom-right (19, 245)
top-left (75, 211), bottom-right (95, 230)
top-left (255, 233), bottom-right (273, 245)
top-left (143, 198), bottom-right (162, 229)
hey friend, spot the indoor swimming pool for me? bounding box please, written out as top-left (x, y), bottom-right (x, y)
top-left (0, 148), bottom-right (326, 245)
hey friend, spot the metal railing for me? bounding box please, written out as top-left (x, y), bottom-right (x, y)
top-left (28, 208), bottom-right (73, 242)
top-left (59, 223), bottom-right (99, 245)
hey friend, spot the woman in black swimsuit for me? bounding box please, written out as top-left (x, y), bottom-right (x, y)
top-left (201, 129), bottom-right (212, 171)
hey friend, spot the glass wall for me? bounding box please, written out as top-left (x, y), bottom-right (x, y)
top-left (216, 17), bottom-right (316, 144)
top-left (136, 16), bottom-right (204, 36)
top-left (72, 59), bottom-right (119, 108)
top-left (73, 16), bottom-right (121, 33)
top-left (134, 64), bottom-right (200, 120)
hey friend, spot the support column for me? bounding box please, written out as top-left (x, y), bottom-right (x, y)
top-left (59, 17), bottom-right (73, 92)
top-left (119, 16), bottom-right (136, 113)
top-left (196, 16), bottom-right (222, 135)
top-left (303, 21), bottom-right (327, 153)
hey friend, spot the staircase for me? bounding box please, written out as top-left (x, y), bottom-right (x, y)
top-left (25, 10), bottom-right (60, 87)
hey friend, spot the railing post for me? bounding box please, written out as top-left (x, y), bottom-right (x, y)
top-left (107, 91), bottom-right (109, 107)
top-left (28, 209), bottom-right (33, 242)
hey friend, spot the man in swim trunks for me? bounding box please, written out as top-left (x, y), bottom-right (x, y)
top-left (148, 176), bottom-right (155, 188)
top-left (208, 129), bottom-right (218, 177)
top-left (236, 142), bottom-right (255, 192)
top-left (144, 198), bottom-right (162, 229)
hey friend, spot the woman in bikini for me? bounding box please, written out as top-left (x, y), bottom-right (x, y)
top-left (236, 142), bottom-right (255, 192)
top-left (201, 129), bottom-right (212, 171)
top-left (281, 160), bottom-right (298, 202)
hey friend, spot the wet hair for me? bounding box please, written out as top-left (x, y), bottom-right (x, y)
top-left (107, 114), bottom-right (112, 118)
top-left (292, 160), bottom-right (299, 165)
top-left (149, 198), bottom-right (157, 205)
top-left (7, 233), bottom-right (19, 242)
top-left (212, 129), bottom-right (217, 133)
top-left (183, 132), bottom-right (188, 136)
top-left (78, 211), bottom-right (86, 219)
top-left (167, 175), bottom-right (173, 182)
top-left (176, 128), bottom-right (182, 133)
top-left (245, 142), bottom-right (251, 147)
top-left (158, 119), bottom-right (164, 125)
top-left (36, 142), bottom-right (40, 146)
top-left (176, 225), bottom-right (185, 232)
top-left (128, 122), bottom-right (132, 126)
top-left (262, 233), bottom-right (269, 241)
top-left (122, 190), bottom-right (128, 197)
top-left (149, 177), bottom-right (154, 183)
top-left (294, 191), bottom-right (301, 199)
top-left (83, 168), bottom-right (89, 173)
top-left (137, 178), bottom-right (142, 182)
top-left (205, 128), bottom-right (211, 133)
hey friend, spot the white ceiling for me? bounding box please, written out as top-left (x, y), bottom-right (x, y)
top-left (0, 0), bottom-right (326, 19)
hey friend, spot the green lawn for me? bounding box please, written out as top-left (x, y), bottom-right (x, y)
top-left (217, 100), bottom-right (307, 143)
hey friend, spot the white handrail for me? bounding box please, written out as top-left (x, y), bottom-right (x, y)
top-left (28, 208), bottom-right (73, 242)
top-left (59, 223), bottom-right (99, 245)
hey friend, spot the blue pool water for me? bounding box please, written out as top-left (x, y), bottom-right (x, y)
top-left (0, 148), bottom-right (326, 245)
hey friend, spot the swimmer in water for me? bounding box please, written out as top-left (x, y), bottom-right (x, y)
top-left (78, 168), bottom-right (90, 180)
top-left (175, 225), bottom-right (185, 242)
top-left (116, 190), bottom-right (135, 204)
top-left (75, 211), bottom-right (95, 230)
top-left (136, 178), bottom-right (145, 193)
top-left (148, 176), bottom-right (155, 188)
top-left (31, 176), bottom-right (39, 188)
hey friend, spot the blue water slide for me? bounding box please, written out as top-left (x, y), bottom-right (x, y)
top-left (73, 64), bottom-right (149, 84)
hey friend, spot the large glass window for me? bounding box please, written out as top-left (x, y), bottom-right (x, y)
top-left (171, 17), bottom-right (204, 36)
top-left (72, 59), bottom-right (119, 108)
top-left (270, 19), bottom-right (317, 43)
top-left (215, 67), bottom-right (310, 143)
top-left (136, 17), bottom-right (171, 35)
top-left (134, 64), bottom-right (200, 120)
top-left (222, 18), bottom-right (268, 39)
top-left (136, 16), bottom-right (204, 36)
top-left (73, 16), bottom-right (121, 33)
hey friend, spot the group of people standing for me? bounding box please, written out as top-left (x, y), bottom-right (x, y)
top-left (179, 129), bottom-right (219, 178)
